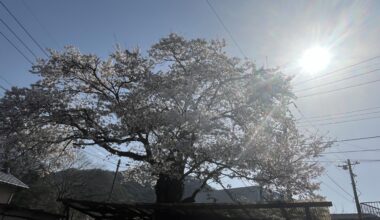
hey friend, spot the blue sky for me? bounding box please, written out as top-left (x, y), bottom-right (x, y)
top-left (2, 0), bottom-right (380, 213)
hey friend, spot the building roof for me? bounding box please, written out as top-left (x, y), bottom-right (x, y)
top-left (0, 203), bottom-right (64, 220)
top-left (0, 171), bottom-right (29, 189)
top-left (195, 186), bottom-right (281, 203)
top-left (61, 198), bottom-right (332, 220)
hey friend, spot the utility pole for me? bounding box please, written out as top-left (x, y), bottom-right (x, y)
top-left (339, 159), bottom-right (362, 220)
top-left (107, 159), bottom-right (121, 202)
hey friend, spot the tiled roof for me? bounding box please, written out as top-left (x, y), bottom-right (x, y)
top-left (61, 198), bottom-right (332, 220)
top-left (0, 171), bottom-right (29, 189)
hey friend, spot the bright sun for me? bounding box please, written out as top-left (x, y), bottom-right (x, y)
top-left (299, 46), bottom-right (331, 74)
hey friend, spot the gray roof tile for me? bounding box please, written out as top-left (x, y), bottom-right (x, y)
top-left (0, 171), bottom-right (29, 189)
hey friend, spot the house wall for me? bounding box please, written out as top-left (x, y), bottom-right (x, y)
top-left (0, 184), bottom-right (16, 204)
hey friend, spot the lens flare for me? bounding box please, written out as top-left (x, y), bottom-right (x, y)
top-left (299, 46), bottom-right (331, 74)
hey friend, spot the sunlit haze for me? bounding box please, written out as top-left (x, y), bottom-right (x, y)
top-left (299, 46), bottom-right (331, 74)
top-left (2, 0), bottom-right (380, 216)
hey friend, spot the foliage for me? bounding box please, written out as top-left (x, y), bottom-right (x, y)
top-left (1, 34), bottom-right (330, 202)
top-left (0, 87), bottom-right (80, 182)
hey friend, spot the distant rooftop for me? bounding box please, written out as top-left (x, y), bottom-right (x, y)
top-left (195, 186), bottom-right (281, 203)
top-left (0, 171), bottom-right (29, 189)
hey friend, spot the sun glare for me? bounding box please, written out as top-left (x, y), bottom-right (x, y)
top-left (299, 46), bottom-right (331, 74)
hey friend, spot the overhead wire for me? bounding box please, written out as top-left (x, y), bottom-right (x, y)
top-left (306, 159), bottom-right (380, 163)
top-left (327, 135), bottom-right (380, 144)
top-left (294, 104), bottom-right (380, 167)
top-left (325, 173), bottom-right (354, 199)
top-left (20, 0), bottom-right (60, 48)
top-left (298, 115), bottom-right (380, 127)
top-left (320, 156), bottom-right (352, 203)
top-left (293, 55), bottom-right (380, 86)
top-left (293, 102), bottom-right (354, 160)
top-left (205, 0), bottom-right (247, 58)
top-left (292, 56), bottom-right (380, 99)
top-left (297, 78), bottom-right (380, 99)
top-left (322, 148), bottom-right (380, 154)
top-left (297, 110), bottom-right (380, 124)
top-left (0, 0), bottom-right (48, 56)
top-left (293, 103), bottom-right (350, 162)
top-left (299, 135), bottom-right (380, 149)
top-left (0, 83), bottom-right (7, 91)
top-left (294, 68), bottom-right (380, 93)
top-left (0, 17), bottom-right (37, 58)
top-left (321, 181), bottom-right (353, 202)
top-left (294, 59), bottom-right (380, 88)
top-left (0, 29), bottom-right (33, 64)
top-left (296, 106), bottom-right (380, 121)
top-left (0, 75), bottom-right (12, 87)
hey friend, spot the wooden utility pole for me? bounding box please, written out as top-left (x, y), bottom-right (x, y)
top-left (340, 159), bottom-right (362, 220)
top-left (107, 159), bottom-right (121, 202)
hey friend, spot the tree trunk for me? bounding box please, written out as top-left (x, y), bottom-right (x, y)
top-left (153, 158), bottom-right (186, 220)
top-left (155, 173), bottom-right (184, 203)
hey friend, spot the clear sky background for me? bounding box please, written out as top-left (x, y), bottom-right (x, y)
top-left (1, 0), bottom-right (380, 213)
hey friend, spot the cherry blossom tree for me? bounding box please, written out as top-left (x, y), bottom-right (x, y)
top-left (1, 34), bottom-right (330, 203)
top-left (0, 87), bottom-right (78, 180)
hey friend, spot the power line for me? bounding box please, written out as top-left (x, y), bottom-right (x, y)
top-left (296, 106), bottom-right (380, 121)
top-left (0, 0), bottom-right (48, 57)
top-left (295, 68), bottom-right (380, 93)
top-left (293, 102), bottom-right (329, 137)
top-left (308, 159), bottom-right (380, 163)
top-left (321, 181), bottom-right (353, 202)
top-left (322, 148), bottom-right (380, 154)
top-left (332, 135), bottom-right (380, 143)
top-left (0, 75), bottom-right (12, 87)
top-left (299, 115), bottom-right (380, 127)
top-left (293, 103), bottom-right (355, 162)
top-left (0, 29), bottom-right (33, 64)
top-left (325, 173), bottom-right (354, 199)
top-left (294, 60), bottom-right (380, 87)
top-left (298, 110), bottom-right (380, 124)
top-left (0, 83), bottom-right (7, 92)
top-left (298, 78), bottom-right (380, 99)
top-left (294, 55), bottom-right (380, 86)
top-left (21, 0), bottom-right (60, 48)
top-left (294, 104), bottom-right (360, 162)
top-left (205, 0), bottom-right (247, 58)
top-left (294, 104), bottom-right (353, 162)
top-left (0, 17), bottom-right (38, 58)
top-left (301, 135), bottom-right (380, 147)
